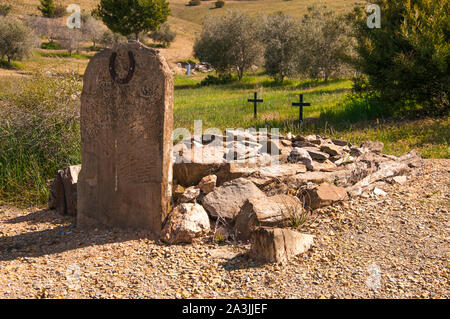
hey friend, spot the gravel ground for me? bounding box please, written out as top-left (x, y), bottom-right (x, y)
top-left (0, 159), bottom-right (448, 299)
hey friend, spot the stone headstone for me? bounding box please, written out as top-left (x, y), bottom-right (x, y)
top-left (77, 41), bottom-right (173, 235)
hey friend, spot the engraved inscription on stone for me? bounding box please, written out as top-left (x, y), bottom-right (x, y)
top-left (77, 41), bottom-right (174, 235)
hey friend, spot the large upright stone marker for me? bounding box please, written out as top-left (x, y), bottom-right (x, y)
top-left (77, 41), bottom-right (173, 235)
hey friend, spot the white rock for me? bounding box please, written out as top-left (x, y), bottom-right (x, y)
top-left (161, 203), bottom-right (210, 244)
top-left (373, 187), bottom-right (387, 196)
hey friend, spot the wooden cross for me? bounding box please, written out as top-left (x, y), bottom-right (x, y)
top-left (248, 92), bottom-right (263, 119)
top-left (292, 94), bottom-right (310, 122)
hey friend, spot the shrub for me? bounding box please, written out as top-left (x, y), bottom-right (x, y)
top-left (38, 0), bottom-right (56, 18)
top-left (0, 4), bottom-right (12, 17)
top-left (350, 0), bottom-right (449, 113)
top-left (53, 3), bottom-right (66, 18)
top-left (188, 0), bottom-right (201, 6)
top-left (0, 73), bottom-right (82, 205)
top-left (199, 74), bottom-right (234, 86)
top-left (215, 0), bottom-right (225, 8)
top-left (40, 41), bottom-right (61, 49)
top-left (0, 17), bottom-right (37, 64)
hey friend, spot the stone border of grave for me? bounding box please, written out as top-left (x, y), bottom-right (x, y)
top-left (49, 132), bottom-right (422, 263)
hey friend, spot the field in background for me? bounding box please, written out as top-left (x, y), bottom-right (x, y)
top-left (1, 72), bottom-right (448, 206)
top-left (3, 0), bottom-right (361, 67)
top-left (0, 0), bottom-right (448, 206)
top-left (174, 73), bottom-right (449, 159)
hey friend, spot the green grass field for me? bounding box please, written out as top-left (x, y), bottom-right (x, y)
top-left (174, 73), bottom-right (449, 158)
top-left (0, 71), bottom-right (448, 207)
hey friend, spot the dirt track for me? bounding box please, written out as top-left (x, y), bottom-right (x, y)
top-left (0, 159), bottom-right (448, 299)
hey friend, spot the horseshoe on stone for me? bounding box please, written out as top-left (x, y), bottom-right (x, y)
top-left (109, 51), bottom-right (135, 84)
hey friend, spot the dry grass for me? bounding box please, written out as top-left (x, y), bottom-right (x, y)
top-left (4, 0), bottom-right (359, 66)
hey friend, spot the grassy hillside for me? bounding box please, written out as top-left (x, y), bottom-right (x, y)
top-left (3, 0), bottom-right (361, 65)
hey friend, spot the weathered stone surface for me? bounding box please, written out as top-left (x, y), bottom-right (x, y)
top-left (215, 163), bottom-right (261, 186)
top-left (77, 41), bottom-right (173, 234)
top-left (292, 140), bottom-right (317, 148)
top-left (202, 178), bottom-right (265, 221)
top-left (304, 147), bottom-right (330, 161)
top-left (347, 161), bottom-right (410, 197)
top-left (250, 227), bottom-right (314, 264)
top-left (257, 163), bottom-right (307, 179)
top-left (373, 187), bottom-right (387, 196)
top-left (361, 141), bottom-right (384, 153)
top-left (161, 203), bottom-right (210, 244)
top-left (61, 165), bottom-right (81, 216)
top-left (303, 135), bottom-right (322, 145)
top-left (198, 174), bottom-right (217, 194)
top-left (399, 150), bottom-right (423, 168)
top-left (178, 186), bottom-right (200, 203)
top-left (288, 147), bottom-right (314, 170)
top-left (331, 139), bottom-right (350, 147)
top-left (173, 144), bottom-right (225, 186)
top-left (303, 182), bottom-right (348, 210)
top-left (235, 195), bottom-right (303, 240)
top-left (313, 160), bottom-right (338, 172)
top-left (320, 144), bottom-right (343, 156)
top-left (172, 184), bottom-right (185, 202)
top-left (49, 165), bottom-right (81, 216)
top-left (392, 175), bottom-right (407, 185)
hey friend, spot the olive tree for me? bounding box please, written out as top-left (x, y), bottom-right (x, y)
top-left (82, 14), bottom-right (106, 48)
top-left (149, 22), bottom-right (176, 47)
top-left (0, 17), bottom-right (36, 64)
top-left (262, 12), bottom-right (301, 82)
top-left (297, 5), bottom-right (353, 81)
top-left (194, 10), bottom-right (263, 80)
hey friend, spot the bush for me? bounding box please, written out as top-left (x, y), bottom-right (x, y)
top-left (0, 17), bottom-right (37, 64)
top-left (199, 74), bottom-right (233, 86)
top-left (0, 4), bottom-right (12, 17)
top-left (215, 0), bottom-right (225, 8)
top-left (188, 0), bottom-right (201, 6)
top-left (0, 73), bottom-right (82, 205)
top-left (350, 0), bottom-right (449, 113)
top-left (40, 41), bottom-right (61, 49)
top-left (53, 4), bottom-right (67, 18)
top-left (149, 22), bottom-right (176, 47)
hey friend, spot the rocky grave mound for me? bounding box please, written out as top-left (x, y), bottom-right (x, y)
top-left (49, 132), bottom-right (422, 263)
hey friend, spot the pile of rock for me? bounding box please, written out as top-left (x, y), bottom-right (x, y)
top-left (49, 131), bottom-right (422, 263)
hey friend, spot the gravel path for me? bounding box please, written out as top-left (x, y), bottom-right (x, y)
top-left (0, 159), bottom-right (448, 299)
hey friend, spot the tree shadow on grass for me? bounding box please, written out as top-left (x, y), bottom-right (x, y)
top-left (0, 209), bottom-right (158, 262)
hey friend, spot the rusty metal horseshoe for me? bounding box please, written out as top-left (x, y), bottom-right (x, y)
top-left (109, 51), bottom-right (135, 84)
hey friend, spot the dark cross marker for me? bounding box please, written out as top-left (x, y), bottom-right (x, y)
top-left (248, 92), bottom-right (263, 119)
top-left (292, 94), bottom-right (310, 122)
